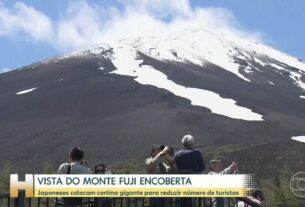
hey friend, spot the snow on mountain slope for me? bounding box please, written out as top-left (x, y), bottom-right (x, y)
top-left (111, 44), bottom-right (263, 121)
top-left (291, 136), bottom-right (305, 143)
top-left (129, 29), bottom-right (305, 88)
top-left (65, 28), bottom-right (305, 89)
top-left (130, 29), bottom-right (252, 82)
top-left (16, 87), bottom-right (38, 95)
top-left (50, 28), bottom-right (305, 121)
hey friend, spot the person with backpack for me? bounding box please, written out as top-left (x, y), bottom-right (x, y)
top-left (58, 146), bottom-right (92, 174)
top-left (58, 146), bottom-right (92, 207)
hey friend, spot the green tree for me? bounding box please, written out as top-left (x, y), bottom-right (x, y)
top-left (0, 163), bottom-right (16, 192)
top-left (42, 162), bottom-right (55, 174)
top-left (260, 170), bottom-right (305, 206)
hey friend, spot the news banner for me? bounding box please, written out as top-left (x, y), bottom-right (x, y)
top-left (10, 174), bottom-right (255, 198)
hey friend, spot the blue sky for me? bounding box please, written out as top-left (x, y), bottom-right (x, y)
top-left (0, 0), bottom-right (304, 72)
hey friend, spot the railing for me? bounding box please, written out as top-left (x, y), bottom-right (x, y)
top-left (0, 191), bottom-right (262, 207)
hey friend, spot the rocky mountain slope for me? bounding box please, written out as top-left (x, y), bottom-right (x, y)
top-left (0, 28), bottom-right (305, 172)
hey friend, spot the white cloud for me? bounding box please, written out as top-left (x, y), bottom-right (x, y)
top-left (0, 0), bottom-right (263, 52)
top-left (118, 0), bottom-right (192, 18)
top-left (55, 1), bottom-right (108, 51)
top-left (0, 2), bottom-right (53, 42)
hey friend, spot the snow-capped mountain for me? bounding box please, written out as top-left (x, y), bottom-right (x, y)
top-left (66, 28), bottom-right (305, 121)
top-left (0, 28), bottom-right (305, 170)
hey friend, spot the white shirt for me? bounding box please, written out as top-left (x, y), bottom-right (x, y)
top-left (208, 164), bottom-right (235, 207)
top-left (58, 162), bottom-right (92, 174)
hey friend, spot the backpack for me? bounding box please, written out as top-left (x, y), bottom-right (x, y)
top-left (62, 164), bottom-right (83, 206)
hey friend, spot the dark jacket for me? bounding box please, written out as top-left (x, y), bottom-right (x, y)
top-left (174, 148), bottom-right (205, 174)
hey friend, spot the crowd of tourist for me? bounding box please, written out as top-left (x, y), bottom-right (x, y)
top-left (57, 134), bottom-right (264, 207)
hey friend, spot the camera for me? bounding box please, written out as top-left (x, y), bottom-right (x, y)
top-left (81, 160), bottom-right (89, 167)
top-left (160, 145), bottom-right (175, 156)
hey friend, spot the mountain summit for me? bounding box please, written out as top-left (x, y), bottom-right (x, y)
top-left (69, 28), bottom-right (305, 121)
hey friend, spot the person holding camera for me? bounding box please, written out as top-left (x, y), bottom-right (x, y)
top-left (57, 146), bottom-right (92, 207)
top-left (145, 145), bottom-right (177, 207)
top-left (58, 146), bottom-right (92, 174)
top-left (208, 159), bottom-right (239, 175)
top-left (208, 159), bottom-right (239, 207)
top-left (145, 144), bottom-right (177, 174)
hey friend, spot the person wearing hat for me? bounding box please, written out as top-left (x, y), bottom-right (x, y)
top-left (145, 145), bottom-right (177, 174)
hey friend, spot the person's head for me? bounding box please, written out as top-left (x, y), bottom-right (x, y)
top-left (69, 146), bottom-right (84, 162)
top-left (252, 189), bottom-right (264, 202)
top-left (150, 145), bottom-right (163, 157)
top-left (182, 134), bottom-right (194, 149)
top-left (95, 163), bottom-right (107, 174)
top-left (209, 159), bottom-right (224, 173)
